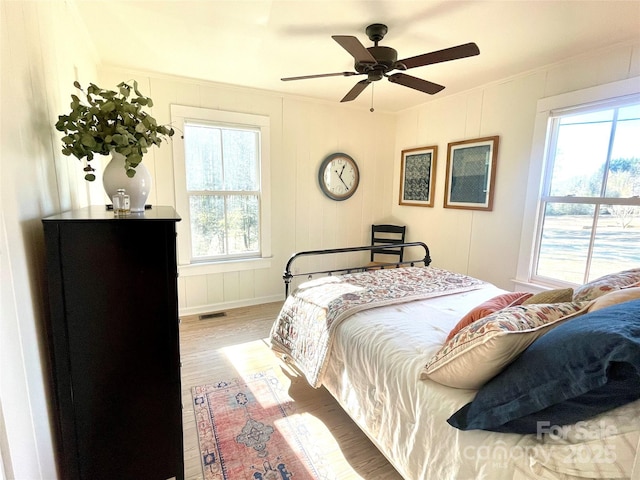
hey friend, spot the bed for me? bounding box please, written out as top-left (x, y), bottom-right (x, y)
top-left (269, 244), bottom-right (640, 480)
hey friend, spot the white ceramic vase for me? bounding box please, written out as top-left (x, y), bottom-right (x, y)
top-left (102, 152), bottom-right (152, 213)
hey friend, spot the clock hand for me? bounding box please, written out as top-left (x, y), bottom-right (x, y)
top-left (334, 165), bottom-right (350, 190)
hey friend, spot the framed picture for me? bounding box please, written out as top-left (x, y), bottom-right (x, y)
top-left (444, 136), bottom-right (499, 211)
top-left (399, 145), bottom-right (438, 207)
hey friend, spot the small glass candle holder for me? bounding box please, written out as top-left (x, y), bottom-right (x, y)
top-left (112, 189), bottom-right (131, 216)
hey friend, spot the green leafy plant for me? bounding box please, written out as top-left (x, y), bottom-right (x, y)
top-left (55, 80), bottom-right (175, 181)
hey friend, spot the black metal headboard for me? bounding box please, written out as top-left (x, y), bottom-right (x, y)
top-left (283, 242), bottom-right (432, 297)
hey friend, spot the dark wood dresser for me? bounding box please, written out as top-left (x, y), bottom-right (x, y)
top-left (42, 206), bottom-right (183, 480)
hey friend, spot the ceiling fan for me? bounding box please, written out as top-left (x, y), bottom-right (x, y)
top-left (281, 23), bottom-right (480, 103)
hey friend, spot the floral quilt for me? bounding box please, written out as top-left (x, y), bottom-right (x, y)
top-left (270, 266), bottom-right (485, 387)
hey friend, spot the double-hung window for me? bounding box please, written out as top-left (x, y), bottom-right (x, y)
top-left (171, 105), bottom-right (271, 270)
top-left (531, 93), bottom-right (640, 285)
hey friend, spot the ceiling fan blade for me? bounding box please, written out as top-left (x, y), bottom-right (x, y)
top-left (398, 42), bottom-right (480, 70)
top-left (341, 79), bottom-right (371, 102)
top-left (332, 35), bottom-right (377, 65)
top-left (281, 71), bottom-right (358, 81)
top-left (388, 73), bottom-right (445, 95)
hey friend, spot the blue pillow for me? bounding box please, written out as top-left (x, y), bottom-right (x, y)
top-left (447, 299), bottom-right (640, 433)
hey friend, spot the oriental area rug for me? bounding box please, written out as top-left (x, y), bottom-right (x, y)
top-left (192, 370), bottom-right (336, 480)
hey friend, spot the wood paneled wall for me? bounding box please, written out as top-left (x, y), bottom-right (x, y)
top-left (391, 42), bottom-right (640, 290)
top-left (99, 69), bottom-right (397, 315)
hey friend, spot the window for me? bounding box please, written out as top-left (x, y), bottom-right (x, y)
top-left (184, 123), bottom-right (260, 260)
top-left (171, 105), bottom-right (271, 270)
top-left (532, 95), bottom-right (640, 285)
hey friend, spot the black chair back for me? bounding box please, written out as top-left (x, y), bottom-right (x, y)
top-left (370, 224), bottom-right (407, 262)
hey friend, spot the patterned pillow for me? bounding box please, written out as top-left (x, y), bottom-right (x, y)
top-left (522, 288), bottom-right (573, 305)
top-left (445, 292), bottom-right (533, 342)
top-left (573, 268), bottom-right (640, 302)
top-left (421, 302), bottom-right (590, 389)
top-left (588, 287), bottom-right (640, 312)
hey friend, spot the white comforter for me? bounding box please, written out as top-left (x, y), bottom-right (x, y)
top-left (320, 284), bottom-right (640, 480)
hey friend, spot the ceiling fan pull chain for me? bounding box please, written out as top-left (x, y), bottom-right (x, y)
top-left (370, 83), bottom-right (375, 113)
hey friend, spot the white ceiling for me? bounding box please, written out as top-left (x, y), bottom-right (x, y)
top-left (74, 0), bottom-right (640, 113)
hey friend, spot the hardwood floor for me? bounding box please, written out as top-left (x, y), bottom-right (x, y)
top-left (179, 301), bottom-right (404, 480)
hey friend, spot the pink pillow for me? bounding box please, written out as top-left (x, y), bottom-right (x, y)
top-left (446, 292), bottom-right (533, 342)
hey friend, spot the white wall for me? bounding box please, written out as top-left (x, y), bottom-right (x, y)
top-left (0, 1), bottom-right (99, 478)
top-left (97, 68), bottom-right (398, 316)
top-left (392, 41), bottom-right (640, 291)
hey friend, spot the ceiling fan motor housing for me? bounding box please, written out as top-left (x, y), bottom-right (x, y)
top-left (355, 46), bottom-right (398, 78)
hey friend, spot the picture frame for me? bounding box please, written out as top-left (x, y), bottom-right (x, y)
top-left (399, 145), bottom-right (438, 207)
top-left (444, 136), bottom-right (499, 211)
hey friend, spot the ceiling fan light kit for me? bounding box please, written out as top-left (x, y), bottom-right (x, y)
top-left (281, 23), bottom-right (480, 103)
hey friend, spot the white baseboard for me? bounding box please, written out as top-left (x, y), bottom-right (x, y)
top-left (178, 294), bottom-right (284, 318)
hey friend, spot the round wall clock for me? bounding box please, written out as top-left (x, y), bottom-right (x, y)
top-left (318, 152), bottom-right (360, 201)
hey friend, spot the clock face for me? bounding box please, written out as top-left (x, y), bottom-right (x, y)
top-left (318, 153), bottom-right (360, 201)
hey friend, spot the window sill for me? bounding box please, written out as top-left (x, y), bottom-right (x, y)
top-left (511, 277), bottom-right (577, 293)
top-left (178, 257), bottom-right (272, 276)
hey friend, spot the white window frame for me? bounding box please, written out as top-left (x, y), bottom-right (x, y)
top-left (516, 77), bottom-right (640, 289)
top-left (171, 105), bottom-right (272, 275)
